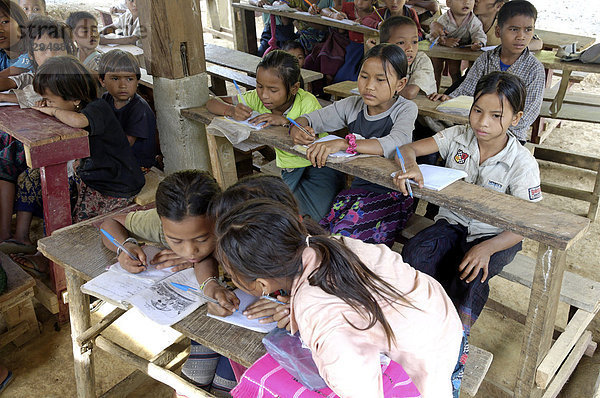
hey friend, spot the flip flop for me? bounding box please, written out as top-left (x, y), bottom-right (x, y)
top-left (9, 253), bottom-right (48, 278)
top-left (0, 238), bottom-right (37, 255)
top-left (0, 371), bottom-right (13, 393)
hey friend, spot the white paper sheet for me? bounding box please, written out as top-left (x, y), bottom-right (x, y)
top-left (295, 135), bottom-right (356, 158)
top-left (81, 271), bottom-right (152, 305)
top-left (225, 111), bottom-right (266, 129)
top-left (391, 164), bottom-right (468, 191)
top-left (321, 16), bottom-right (358, 25)
top-left (208, 289), bottom-right (278, 333)
top-left (109, 245), bottom-right (177, 283)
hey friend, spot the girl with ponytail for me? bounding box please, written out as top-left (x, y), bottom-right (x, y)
top-left (216, 199), bottom-right (466, 398)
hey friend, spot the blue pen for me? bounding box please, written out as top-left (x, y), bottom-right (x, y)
top-left (261, 294), bottom-right (288, 305)
top-left (286, 116), bottom-right (314, 137)
top-left (395, 147), bottom-right (413, 198)
top-left (232, 80), bottom-right (248, 107)
top-left (171, 282), bottom-right (220, 304)
top-left (429, 36), bottom-right (440, 49)
top-left (100, 228), bottom-right (142, 264)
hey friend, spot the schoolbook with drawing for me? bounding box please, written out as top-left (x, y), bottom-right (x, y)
top-left (81, 245), bottom-right (206, 326)
top-left (208, 289), bottom-right (278, 333)
top-left (392, 164), bottom-right (467, 191)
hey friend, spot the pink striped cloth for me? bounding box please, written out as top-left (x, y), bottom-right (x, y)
top-left (231, 353), bottom-right (421, 398)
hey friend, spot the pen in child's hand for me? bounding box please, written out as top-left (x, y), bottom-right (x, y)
top-left (395, 146), bottom-right (413, 198)
top-left (232, 80), bottom-right (248, 107)
top-left (261, 294), bottom-right (288, 305)
top-left (429, 36), bottom-right (440, 49)
top-left (286, 116), bottom-right (314, 137)
top-left (303, 0), bottom-right (313, 8)
top-left (171, 282), bottom-right (220, 305)
top-left (100, 228), bottom-right (142, 264)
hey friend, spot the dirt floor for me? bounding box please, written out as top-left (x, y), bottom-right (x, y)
top-left (1, 0), bottom-right (600, 397)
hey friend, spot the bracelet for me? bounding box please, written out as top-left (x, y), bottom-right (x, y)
top-left (200, 276), bottom-right (222, 293)
top-left (345, 133), bottom-right (357, 154)
top-left (116, 237), bottom-right (138, 256)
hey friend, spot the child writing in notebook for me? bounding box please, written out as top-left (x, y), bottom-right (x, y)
top-left (291, 44), bottom-right (417, 246)
top-left (395, 72), bottom-right (542, 334)
top-left (206, 50), bottom-right (344, 221)
top-left (429, 0), bottom-right (487, 89)
top-left (100, 170), bottom-right (241, 394)
top-left (429, 0), bottom-right (544, 144)
top-left (66, 11), bottom-right (101, 70)
top-left (216, 199), bottom-right (466, 397)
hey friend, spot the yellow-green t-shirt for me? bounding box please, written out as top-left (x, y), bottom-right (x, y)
top-left (241, 88), bottom-right (323, 169)
top-left (124, 208), bottom-right (168, 248)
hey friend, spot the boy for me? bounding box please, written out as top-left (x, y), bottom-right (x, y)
top-left (18, 0), bottom-right (45, 18)
top-left (429, 0), bottom-right (487, 89)
top-left (66, 12), bottom-right (101, 71)
top-left (380, 16), bottom-right (436, 99)
top-left (98, 49), bottom-right (156, 169)
top-left (100, 0), bottom-right (141, 46)
top-left (430, 0), bottom-right (544, 143)
top-left (282, 40), bottom-right (306, 68)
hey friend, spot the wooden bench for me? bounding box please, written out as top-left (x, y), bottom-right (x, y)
top-left (0, 252), bottom-right (40, 349)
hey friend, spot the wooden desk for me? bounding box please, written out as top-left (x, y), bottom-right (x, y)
top-left (231, 2), bottom-right (378, 54)
top-left (182, 106), bottom-right (590, 398)
top-left (0, 107), bottom-right (89, 322)
top-left (536, 29), bottom-right (595, 51)
top-left (204, 43), bottom-right (323, 83)
top-left (97, 43), bottom-right (145, 67)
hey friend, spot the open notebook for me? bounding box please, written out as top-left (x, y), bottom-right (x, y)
top-left (208, 289), bottom-right (278, 333)
top-left (225, 110), bottom-right (266, 129)
top-left (392, 164), bottom-right (467, 191)
top-left (436, 95), bottom-right (473, 117)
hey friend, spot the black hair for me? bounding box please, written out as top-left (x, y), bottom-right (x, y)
top-left (497, 0), bottom-right (537, 28)
top-left (360, 43), bottom-right (408, 96)
top-left (33, 55), bottom-right (98, 108)
top-left (155, 170), bottom-right (221, 221)
top-left (0, 0), bottom-right (28, 53)
top-left (379, 16), bottom-right (417, 44)
top-left (216, 199), bottom-right (414, 348)
top-left (19, 0), bottom-right (46, 15)
top-left (25, 16), bottom-right (75, 70)
top-left (257, 49), bottom-right (303, 100)
top-left (281, 40), bottom-right (304, 54)
top-left (97, 49), bottom-right (141, 80)
top-left (472, 71), bottom-right (526, 129)
top-left (65, 11), bottom-right (97, 31)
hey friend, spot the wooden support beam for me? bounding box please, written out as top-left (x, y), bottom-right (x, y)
top-left (76, 307), bottom-right (127, 348)
top-left (0, 321), bottom-right (30, 349)
top-left (95, 335), bottom-right (211, 398)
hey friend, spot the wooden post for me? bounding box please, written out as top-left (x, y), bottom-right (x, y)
top-left (514, 244), bottom-right (567, 398)
top-left (231, 0), bottom-right (258, 54)
top-left (66, 269), bottom-right (95, 398)
top-left (137, 0), bottom-right (212, 173)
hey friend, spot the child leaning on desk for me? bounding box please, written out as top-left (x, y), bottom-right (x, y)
top-left (216, 198), bottom-right (466, 397)
top-left (429, 0), bottom-right (487, 90)
top-left (429, 0), bottom-right (545, 144)
top-left (291, 44), bottom-right (417, 246)
top-left (394, 71), bottom-right (542, 335)
top-left (206, 50), bottom-right (344, 222)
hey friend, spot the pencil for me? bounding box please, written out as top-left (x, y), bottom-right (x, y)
top-left (373, 6), bottom-right (383, 21)
top-left (303, 0), bottom-right (313, 8)
top-left (395, 146), bottom-right (413, 198)
top-left (286, 116), bottom-right (314, 137)
top-left (232, 80), bottom-right (248, 107)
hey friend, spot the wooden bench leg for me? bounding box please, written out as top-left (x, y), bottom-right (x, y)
top-left (3, 297), bottom-right (40, 346)
top-left (514, 244), bottom-right (567, 398)
top-left (549, 71), bottom-right (572, 117)
top-left (65, 269), bottom-right (96, 398)
top-left (206, 134), bottom-right (238, 189)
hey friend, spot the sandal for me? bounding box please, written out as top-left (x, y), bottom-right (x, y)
top-left (9, 253), bottom-right (48, 278)
top-left (0, 371), bottom-right (13, 393)
top-left (0, 238), bottom-right (37, 255)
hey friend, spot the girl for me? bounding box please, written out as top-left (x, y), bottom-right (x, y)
top-left (206, 50), bottom-right (344, 221)
top-left (291, 44), bottom-right (417, 246)
top-left (216, 199), bottom-right (466, 397)
top-left (0, 0), bottom-right (31, 78)
top-left (0, 16), bottom-right (74, 254)
top-left (394, 72), bottom-right (542, 334)
top-left (100, 170), bottom-right (240, 395)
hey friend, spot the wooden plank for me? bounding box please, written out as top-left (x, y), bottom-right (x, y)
top-left (180, 107), bottom-right (590, 249)
top-left (204, 44), bottom-right (323, 83)
top-left (231, 2), bottom-right (258, 54)
top-left (206, 64), bottom-right (256, 88)
top-left (0, 321), bottom-right (30, 349)
top-left (541, 183), bottom-right (594, 203)
top-left (0, 252), bottom-right (35, 302)
top-left (26, 136), bottom-right (89, 169)
top-left (76, 307), bottom-right (127, 347)
top-left (536, 308), bottom-right (600, 389)
top-left (206, 133), bottom-right (238, 189)
top-left (536, 29), bottom-right (595, 51)
top-left (540, 101), bottom-right (600, 124)
top-left (543, 89), bottom-right (600, 106)
top-left (533, 146), bottom-right (600, 172)
top-left (33, 278), bottom-right (59, 314)
top-left (462, 346), bottom-right (493, 397)
top-left (515, 245), bottom-right (567, 398)
top-left (541, 331), bottom-right (593, 398)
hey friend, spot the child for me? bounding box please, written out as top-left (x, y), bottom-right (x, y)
top-left (291, 44), bottom-right (417, 246)
top-left (18, 0), bottom-right (45, 17)
top-left (380, 15), bottom-right (436, 98)
top-left (332, 0), bottom-right (378, 83)
top-left (429, 0), bottom-right (487, 89)
top-left (407, 0), bottom-right (439, 22)
top-left (206, 50), bottom-right (344, 221)
top-left (66, 11), bottom-right (101, 70)
top-left (429, 0), bottom-right (544, 143)
top-left (100, 170), bottom-right (240, 394)
top-left (215, 199), bottom-right (466, 397)
top-left (100, 0), bottom-right (141, 46)
top-left (395, 71), bottom-right (542, 334)
top-left (0, 0), bottom-right (32, 78)
top-left (0, 16), bottom-right (74, 253)
top-left (362, 0), bottom-right (423, 39)
top-left (281, 40), bottom-right (305, 68)
top-left (98, 49), bottom-right (156, 169)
